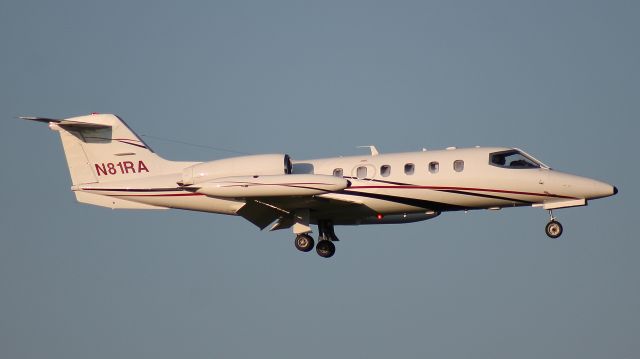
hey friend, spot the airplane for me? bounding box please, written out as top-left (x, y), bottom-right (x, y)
top-left (20, 113), bottom-right (617, 258)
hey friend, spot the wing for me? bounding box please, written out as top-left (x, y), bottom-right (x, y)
top-left (236, 192), bottom-right (377, 231)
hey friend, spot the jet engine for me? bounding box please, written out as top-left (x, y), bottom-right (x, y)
top-left (179, 154), bottom-right (292, 185)
top-left (179, 154), bottom-right (349, 198)
top-left (191, 174), bottom-right (349, 198)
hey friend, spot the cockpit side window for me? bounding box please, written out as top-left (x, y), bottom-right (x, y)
top-left (490, 150), bottom-right (541, 169)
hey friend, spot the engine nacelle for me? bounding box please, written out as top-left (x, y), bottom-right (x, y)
top-left (180, 154), bottom-right (292, 185)
top-left (191, 174), bottom-right (350, 198)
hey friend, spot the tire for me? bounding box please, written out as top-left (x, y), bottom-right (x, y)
top-left (295, 234), bottom-right (314, 252)
top-left (316, 240), bottom-right (335, 258)
top-left (545, 221), bottom-right (563, 239)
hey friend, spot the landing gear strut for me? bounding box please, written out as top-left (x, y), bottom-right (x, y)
top-left (545, 210), bottom-right (563, 238)
top-left (318, 220), bottom-right (339, 242)
top-left (316, 220), bottom-right (337, 258)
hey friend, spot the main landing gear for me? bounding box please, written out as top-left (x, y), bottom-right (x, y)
top-left (315, 240), bottom-right (336, 258)
top-left (294, 234), bottom-right (314, 252)
top-left (545, 210), bottom-right (563, 239)
top-left (293, 220), bottom-right (338, 258)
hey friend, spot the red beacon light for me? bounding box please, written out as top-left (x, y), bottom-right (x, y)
top-left (376, 213), bottom-right (384, 220)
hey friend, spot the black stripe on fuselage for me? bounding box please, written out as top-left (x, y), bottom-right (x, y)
top-left (343, 176), bottom-right (408, 186)
top-left (343, 177), bottom-right (539, 204)
top-left (85, 181), bottom-right (534, 209)
top-left (438, 190), bottom-right (534, 204)
top-left (341, 190), bottom-right (468, 211)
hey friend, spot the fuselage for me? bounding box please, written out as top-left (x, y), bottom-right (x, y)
top-left (77, 146), bottom-right (616, 225)
top-left (23, 113), bottom-right (618, 257)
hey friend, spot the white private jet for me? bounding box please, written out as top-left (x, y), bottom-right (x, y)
top-left (21, 114), bottom-right (617, 258)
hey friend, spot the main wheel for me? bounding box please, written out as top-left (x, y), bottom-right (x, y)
top-left (545, 220), bottom-right (563, 238)
top-left (316, 240), bottom-right (336, 258)
top-left (294, 234), bottom-right (314, 252)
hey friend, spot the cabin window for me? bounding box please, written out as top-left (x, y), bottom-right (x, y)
top-left (428, 161), bottom-right (439, 174)
top-left (453, 160), bottom-right (464, 172)
top-left (404, 163), bottom-right (415, 175)
top-left (380, 165), bottom-right (391, 177)
top-left (356, 166), bottom-right (368, 179)
top-left (333, 168), bottom-right (343, 177)
top-left (489, 150), bottom-right (541, 169)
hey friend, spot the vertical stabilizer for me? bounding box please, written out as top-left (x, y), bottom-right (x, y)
top-left (48, 114), bottom-right (173, 184)
top-left (56, 127), bottom-right (99, 185)
top-left (22, 114), bottom-right (188, 186)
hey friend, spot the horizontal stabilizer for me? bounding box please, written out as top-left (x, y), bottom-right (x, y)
top-left (57, 120), bottom-right (111, 129)
top-left (20, 116), bottom-right (112, 129)
top-left (18, 116), bottom-right (61, 123)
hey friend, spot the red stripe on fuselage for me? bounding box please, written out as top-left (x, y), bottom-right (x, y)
top-left (80, 192), bottom-right (206, 197)
top-left (116, 193), bottom-right (205, 197)
top-left (347, 185), bottom-right (578, 200)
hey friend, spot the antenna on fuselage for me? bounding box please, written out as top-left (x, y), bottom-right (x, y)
top-left (357, 145), bottom-right (380, 156)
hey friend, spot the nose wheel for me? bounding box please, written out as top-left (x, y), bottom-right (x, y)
top-left (545, 210), bottom-right (563, 238)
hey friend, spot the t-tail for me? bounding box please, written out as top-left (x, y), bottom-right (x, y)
top-left (20, 113), bottom-right (190, 209)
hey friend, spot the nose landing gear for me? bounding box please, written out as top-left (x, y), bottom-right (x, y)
top-left (545, 210), bottom-right (563, 238)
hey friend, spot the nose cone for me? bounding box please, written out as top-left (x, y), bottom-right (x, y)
top-left (547, 172), bottom-right (617, 200)
top-left (590, 181), bottom-right (617, 199)
top-left (578, 177), bottom-right (617, 200)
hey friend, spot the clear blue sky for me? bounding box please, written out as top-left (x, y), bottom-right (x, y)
top-left (1, 1), bottom-right (637, 358)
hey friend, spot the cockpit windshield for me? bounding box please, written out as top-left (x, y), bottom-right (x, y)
top-left (489, 150), bottom-right (541, 169)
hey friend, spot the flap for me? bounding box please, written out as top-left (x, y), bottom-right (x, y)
top-left (236, 200), bottom-right (289, 230)
top-left (236, 193), bottom-right (370, 230)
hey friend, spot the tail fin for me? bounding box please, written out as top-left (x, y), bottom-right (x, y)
top-left (21, 114), bottom-right (179, 185)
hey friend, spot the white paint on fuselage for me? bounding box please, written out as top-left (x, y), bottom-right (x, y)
top-left (297, 146), bottom-right (614, 215)
top-left (78, 146), bottom-right (615, 222)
